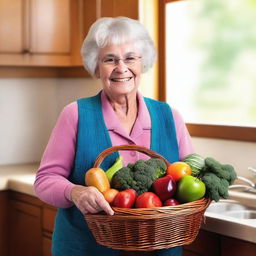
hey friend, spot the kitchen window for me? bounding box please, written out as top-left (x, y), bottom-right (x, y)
top-left (159, 0), bottom-right (256, 141)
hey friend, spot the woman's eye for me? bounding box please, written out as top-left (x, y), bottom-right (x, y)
top-left (125, 57), bottom-right (136, 62)
top-left (103, 58), bottom-right (115, 63)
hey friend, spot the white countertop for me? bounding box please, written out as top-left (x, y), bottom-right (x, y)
top-left (0, 163), bottom-right (38, 196)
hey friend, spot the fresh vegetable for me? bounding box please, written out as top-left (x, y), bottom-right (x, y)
top-left (85, 168), bottom-right (110, 193)
top-left (201, 173), bottom-right (229, 202)
top-left (152, 175), bottom-right (176, 201)
top-left (182, 153), bottom-right (205, 176)
top-left (105, 156), bottom-right (123, 182)
top-left (166, 162), bottom-right (192, 181)
top-left (202, 157), bottom-right (237, 184)
top-left (113, 189), bottom-right (137, 208)
top-left (135, 192), bottom-right (162, 208)
top-left (176, 175), bottom-right (206, 203)
top-left (103, 188), bottom-right (119, 204)
top-left (111, 158), bottom-right (167, 195)
top-left (201, 157), bottom-right (237, 202)
top-left (164, 198), bottom-right (180, 206)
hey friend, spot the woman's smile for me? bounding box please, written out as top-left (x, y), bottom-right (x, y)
top-left (110, 77), bottom-right (132, 82)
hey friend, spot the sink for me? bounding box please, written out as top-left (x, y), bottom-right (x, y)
top-left (203, 199), bottom-right (256, 244)
top-left (206, 200), bottom-right (256, 219)
top-left (223, 210), bottom-right (256, 219)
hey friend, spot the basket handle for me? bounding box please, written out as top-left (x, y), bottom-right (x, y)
top-left (93, 145), bottom-right (170, 168)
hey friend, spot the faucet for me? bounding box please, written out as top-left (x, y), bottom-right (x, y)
top-left (229, 167), bottom-right (256, 192)
top-left (248, 166), bottom-right (256, 175)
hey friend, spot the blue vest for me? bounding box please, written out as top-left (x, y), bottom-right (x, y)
top-left (52, 92), bottom-right (179, 256)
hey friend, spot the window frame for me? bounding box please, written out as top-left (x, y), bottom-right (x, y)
top-left (158, 0), bottom-right (256, 142)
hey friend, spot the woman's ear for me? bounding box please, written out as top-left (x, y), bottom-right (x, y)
top-left (95, 66), bottom-right (100, 79)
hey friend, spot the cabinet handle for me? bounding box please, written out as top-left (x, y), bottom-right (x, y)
top-left (22, 49), bottom-right (30, 54)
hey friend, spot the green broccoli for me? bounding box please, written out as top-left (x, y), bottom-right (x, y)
top-left (202, 172), bottom-right (229, 202)
top-left (201, 157), bottom-right (237, 202)
top-left (204, 157), bottom-right (237, 185)
top-left (111, 158), bottom-right (167, 195)
top-left (145, 158), bottom-right (167, 179)
top-left (202, 173), bottom-right (221, 202)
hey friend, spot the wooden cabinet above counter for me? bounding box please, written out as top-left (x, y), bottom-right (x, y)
top-left (0, 0), bottom-right (139, 77)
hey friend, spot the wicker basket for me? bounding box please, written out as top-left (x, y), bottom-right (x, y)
top-left (85, 145), bottom-right (211, 251)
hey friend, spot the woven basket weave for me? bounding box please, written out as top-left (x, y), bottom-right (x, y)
top-left (85, 145), bottom-right (211, 251)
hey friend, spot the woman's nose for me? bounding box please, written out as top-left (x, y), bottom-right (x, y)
top-left (114, 60), bottom-right (128, 73)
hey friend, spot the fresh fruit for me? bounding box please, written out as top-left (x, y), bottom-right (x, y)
top-left (85, 168), bottom-right (110, 193)
top-left (166, 162), bottom-right (192, 181)
top-left (152, 175), bottom-right (176, 201)
top-left (105, 156), bottom-right (123, 182)
top-left (135, 192), bottom-right (162, 208)
top-left (164, 198), bottom-right (180, 206)
top-left (113, 189), bottom-right (137, 208)
top-left (176, 175), bottom-right (206, 203)
top-left (183, 153), bottom-right (205, 176)
top-left (103, 188), bottom-right (119, 204)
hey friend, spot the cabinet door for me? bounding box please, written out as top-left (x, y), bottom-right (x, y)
top-left (184, 230), bottom-right (220, 256)
top-left (43, 236), bottom-right (52, 256)
top-left (43, 205), bottom-right (56, 233)
top-left (100, 0), bottom-right (139, 20)
top-left (0, 192), bottom-right (8, 256)
top-left (30, 0), bottom-right (70, 54)
top-left (8, 199), bottom-right (42, 256)
top-left (221, 236), bottom-right (256, 256)
top-left (0, 0), bottom-right (84, 67)
top-left (0, 0), bottom-right (24, 53)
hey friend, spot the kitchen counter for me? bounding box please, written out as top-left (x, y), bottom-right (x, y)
top-left (0, 163), bottom-right (38, 196)
top-left (1, 163), bottom-right (256, 244)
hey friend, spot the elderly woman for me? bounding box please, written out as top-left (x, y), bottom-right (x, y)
top-left (34, 17), bottom-right (194, 256)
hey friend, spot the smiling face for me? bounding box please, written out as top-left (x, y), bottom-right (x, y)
top-left (96, 42), bottom-right (143, 99)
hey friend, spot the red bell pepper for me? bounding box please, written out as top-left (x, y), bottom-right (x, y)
top-left (152, 175), bottom-right (176, 201)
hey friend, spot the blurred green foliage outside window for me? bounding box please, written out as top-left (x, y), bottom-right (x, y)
top-left (166, 0), bottom-right (256, 126)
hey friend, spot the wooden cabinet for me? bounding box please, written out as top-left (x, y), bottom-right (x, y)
top-left (221, 236), bottom-right (256, 256)
top-left (8, 192), bottom-right (43, 256)
top-left (0, 0), bottom-right (83, 67)
top-left (0, 192), bottom-right (8, 256)
top-left (183, 230), bottom-right (220, 256)
top-left (184, 229), bottom-right (256, 256)
top-left (100, 0), bottom-right (139, 19)
top-left (42, 236), bottom-right (52, 256)
top-left (7, 191), bottom-right (57, 256)
top-left (0, 0), bottom-right (140, 77)
top-left (42, 204), bottom-right (57, 256)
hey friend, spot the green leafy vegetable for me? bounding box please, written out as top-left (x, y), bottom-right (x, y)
top-left (183, 153), bottom-right (205, 176)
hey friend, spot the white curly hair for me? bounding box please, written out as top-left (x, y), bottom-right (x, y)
top-left (81, 16), bottom-right (156, 77)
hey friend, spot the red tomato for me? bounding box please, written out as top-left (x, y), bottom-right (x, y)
top-left (113, 189), bottom-right (137, 208)
top-left (164, 198), bottom-right (180, 206)
top-left (166, 162), bottom-right (192, 181)
top-left (135, 192), bottom-right (162, 208)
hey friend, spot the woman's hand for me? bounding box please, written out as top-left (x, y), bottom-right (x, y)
top-left (70, 185), bottom-right (114, 215)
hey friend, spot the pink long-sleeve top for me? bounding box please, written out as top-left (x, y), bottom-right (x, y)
top-left (34, 91), bottom-right (194, 208)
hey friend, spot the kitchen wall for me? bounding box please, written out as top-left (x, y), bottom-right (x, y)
top-left (0, 77), bottom-right (255, 179)
top-left (0, 77), bottom-right (101, 165)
